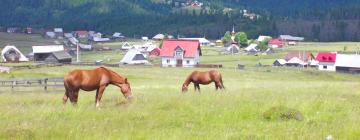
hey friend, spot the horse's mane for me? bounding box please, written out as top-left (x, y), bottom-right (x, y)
top-left (98, 67), bottom-right (126, 83)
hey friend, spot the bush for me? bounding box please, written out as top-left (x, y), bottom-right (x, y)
top-left (263, 106), bottom-right (304, 121)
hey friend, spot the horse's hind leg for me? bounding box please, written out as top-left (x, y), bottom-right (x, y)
top-left (215, 83), bottom-right (219, 90)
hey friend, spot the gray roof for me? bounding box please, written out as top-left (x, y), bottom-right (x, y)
top-left (335, 54), bottom-right (360, 68)
top-left (120, 48), bottom-right (148, 64)
top-left (52, 51), bottom-right (72, 60)
top-left (280, 35), bottom-right (304, 41)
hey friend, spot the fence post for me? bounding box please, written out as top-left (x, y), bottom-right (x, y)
top-left (44, 78), bottom-right (48, 91)
top-left (11, 80), bottom-right (15, 93)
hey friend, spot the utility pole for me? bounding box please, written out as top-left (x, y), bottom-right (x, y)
top-left (76, 42), bottom-right (80, 63)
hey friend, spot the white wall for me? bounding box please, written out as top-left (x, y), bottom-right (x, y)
top-left (161, 57), bottom-right (176, 67)
top-left (318, 62), bottom-right (336, 71)
top-left (161, 50), bottom-right (200, 67)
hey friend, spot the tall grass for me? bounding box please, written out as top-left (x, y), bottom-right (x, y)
top-left (0, 66), bottom-right (360, 139)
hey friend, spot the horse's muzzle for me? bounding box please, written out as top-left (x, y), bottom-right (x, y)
top-left (127, 96), bottom-right (134, 102)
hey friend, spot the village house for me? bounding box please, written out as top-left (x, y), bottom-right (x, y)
top-left (335, 54), bottom-right (360, 73)
top-left (268, 38), bottom-right (284, 48)
top-left (279, 35), bottom-right (304, 45)
top-left (160, 39), bottom-right (201, 67)
top-left (1, 45), bottom-right (29, 62)
top-left (153, 34), bottom-right (165, 41)
top-left (257, 36), bottom-right (272, 42)
top-left (120, 48), bottom-right (149, 65)
top-left (316, 52), bottom-right (337, 71)
top-left (75, 30), bottom-right (89, 38)
top-left (179, 38), bottom-right (210, 47)
top-left (32, 45), bottom-right (72, 63)
top-left (284, 51), bottom-right (315, 67)
top-left (6, 27), bottom-right (20, 33)
top-left (245, 43), bottom-right (259, 54)
top-left (122, 42), bottom-right (133, 50)
top-left (54, 28), bottom-right (64, 38)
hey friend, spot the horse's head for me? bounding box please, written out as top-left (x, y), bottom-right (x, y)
top-left (120, 78), bottom-right (133, 101)
top-left (182, 83), bottom-right (188, 92)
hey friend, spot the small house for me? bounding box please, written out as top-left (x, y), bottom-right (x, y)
top-left (25, 27), bottom-right (32, 34)
top-left (226, 44), bottom-right (240, 54)
top-left (245, 44), bottom-right (259, 54)
top-left (54, 28), bottom-right (64, 37)
top-left (142, 37), bottom-right (149, 41)
top-left (75, 30), bottom-right (89, 38)
top-left (113, 32), bottom-right (124, 39)
top-left (316, 52), bottom-right (336, 71)
top-left (92, 37), bottom-right (110, 42)
top-left (268, 38), bottom-right (284, 48)
top-left (284, 51), bottom-right (315, 67)
top-left (120, 48), bottom-right (149, 65)
top-left (150, 48), bottom-right (161, 56)
top-left (32, 45), bottom-right (65, 61)
top-left (179, 38), bottom-right (210, 47)
top-left (273, 59), bottom-right (287, 67)
top-left (122, 42), bottom-right (133, 50)
top-left (45, 31), bottom-right (56, 38)
top-left (257, 36), bottom-right (272, 42)
top-left (335, 54), bottom-right (360, 73)
top-left (6, 27), bottom-right (19, 33)
top-left (153, 34), bottom-right (165, 40)
top-left (280, 35), bottom-right (304, 45)
top-left (1, 45), bottom-right (29, 62)
top-left (44, 51), bottom-right (72, 64)
top-left (160, 39), bottom-right (201, 67)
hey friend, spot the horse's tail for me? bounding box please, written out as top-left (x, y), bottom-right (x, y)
top-left (220, 74), bottom-right (225, 89)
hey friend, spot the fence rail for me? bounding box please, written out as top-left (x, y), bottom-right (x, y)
top-left (0, 77), bottom-right (64, 91)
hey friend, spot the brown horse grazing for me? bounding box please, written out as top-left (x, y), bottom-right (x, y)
top-left (63, 67), bottom-right (132, 107)
top-left (182, 70), bottom-right (225, 92)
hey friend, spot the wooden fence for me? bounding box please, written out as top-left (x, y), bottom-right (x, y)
top-left (0, 77), bottom-right (64, 91)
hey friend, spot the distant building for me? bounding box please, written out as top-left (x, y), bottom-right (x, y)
top-left (179, 38), bottom-right (210, 47)
top-left (6, 27), bottom-right (20, 33)
top-left (1, 45), bottom-right (29, 62)
top-left (120, 48), bottom-right (149, 65)
top-left (257, 36), bottom-right (272, 42)
top-left (316, 52), bottom-right (336, 71)
top-left (268, 38), bottom-right (284, 48)
top-left (153, 34), bottom-right (165, 40)
top-left (32, 45), bottom-right (65, 61)
top-left (280, 35), bottom-right (304, 45)
top-left (335, 54), bottom-right (360, 73)
top-left (75, 30), bottom-right (89, 38)
top-left (160, 39), bottom-right (201, 67)
top-left (284, 51), bottom-right (315, 67)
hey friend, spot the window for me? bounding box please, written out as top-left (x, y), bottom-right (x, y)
top-left (166, 59), bottom-right (170, 63)
top-left (186, 60), bottom-right (190, 64)
top-left (323, 65), bottom-right (327, 69)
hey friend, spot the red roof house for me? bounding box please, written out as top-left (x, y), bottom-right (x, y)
top-left (150, 48), bottom-right (161, 56)
top-left (316, 52), bottom-right (336, 62)
top-left (75, 30), bottom-right (89, 38)
top-left (160, 39), bottom-right (201, 67)
top-left (316, 52), bottom-right (337, 71)
top-left (268, 38), bottom-right (284, 48)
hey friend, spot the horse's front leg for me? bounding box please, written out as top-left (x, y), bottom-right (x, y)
top-left (196, 84), bottom-right (201, 92)
top-left (96, 86), bottom-right (106, 108)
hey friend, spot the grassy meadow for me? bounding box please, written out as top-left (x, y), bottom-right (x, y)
top-left (1, 33), bottom-right (360, 139)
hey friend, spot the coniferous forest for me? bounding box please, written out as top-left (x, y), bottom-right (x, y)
top-left (2, 0), bottom-right (360, 41)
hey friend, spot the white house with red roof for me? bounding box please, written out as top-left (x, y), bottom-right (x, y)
top-left (316, 52), bottom-right (337, 71)
top-left (160, 39), bottom-right (201, 67)
top-left (268, 38), bottom-right (284, 48)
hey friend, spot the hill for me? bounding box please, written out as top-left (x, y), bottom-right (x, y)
top-left (2, 0), bottom-right (360, 41)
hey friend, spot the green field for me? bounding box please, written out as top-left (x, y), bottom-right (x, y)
top-left (1, 33), bottom-right (360, 139)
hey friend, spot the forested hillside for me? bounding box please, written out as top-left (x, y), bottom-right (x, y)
top-left (1, 0), bottom-right (360, 41)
